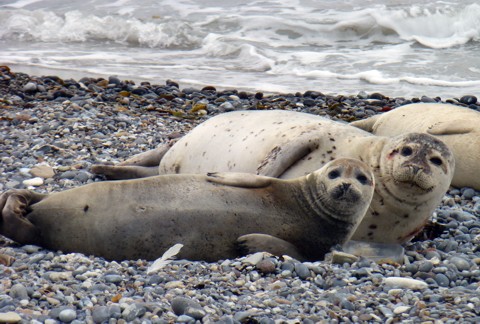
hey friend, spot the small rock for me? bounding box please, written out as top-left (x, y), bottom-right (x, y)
top-left (330, 251), bottom-right (359, 264)
top-left (9, 284), bottom-right (29, 300)
top-left (30, 165), bottom-right (55, 178)
top-left (294, 263), bottom-right (311, 279)
top-left (0, 312), bottom-right (22, 323)
top-left (23, 82), bottom-right (37, 93)
top-left (384, 277), bottom-right (428, 290)
top-left (448, 256), bottom-right (471, 271)
top-left (460, 95), bottom-right (477, 105)
top-left (22, 245), bottom-right (41, 253)
top-left (393, 305), bottom-right (410, 314)
top-left (242, 252), bottom-right (265, 265)
top-left (92, 306), bottom-right (110, 323)
top-left (256, 259), bottom-right (276, 274)
top-left (171, 297), bottom-right (203, 317)
top-left (22, 177), bottom-right (44, 187)
top-left (176, 315), bottom-right (195, 323)
top-left (58, 309), bottom-right (77, 323)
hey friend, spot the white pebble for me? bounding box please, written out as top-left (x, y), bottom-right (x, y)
top-left (393, 305), bottom-right (410, 314)
top-left (0, 311), bottom-right (22, 323)
top-left (22, 177), bottom-right (44, 187)
top-left (384, 277), bottom-right (428, 290)
top-left (242, 252), bottom-right (265, 265)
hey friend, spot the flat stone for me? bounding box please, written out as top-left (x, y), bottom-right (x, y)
top-left (22, 177), bottom-right (44, 187)
top-left (30, 165), bottom-right (55, 178)
top-left (384, 277), bottom-right (428, 290)
top-left (0, 312), bottom-right (22, 323)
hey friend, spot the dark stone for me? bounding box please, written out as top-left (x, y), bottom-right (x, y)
top-left (369, 92), bottom-right (386, 100)
top-left (171, 297), bottom-right (203, 316)
top-left (254, 92), bottom-right (264, 100)
top-left (108, 76), bottom-right (121, 85)
top-left (166, 79), bottom-right (179, 88)
top-left (460, 95), bottom-right (477, 105)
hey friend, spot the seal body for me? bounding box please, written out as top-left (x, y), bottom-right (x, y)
top-left (351, 103), bottom-right (480, 189)
top-left (1, 158), bottom-right (374, 261)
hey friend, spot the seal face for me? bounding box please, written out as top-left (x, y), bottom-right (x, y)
top-left (307, 158), bottom-right (374, 224)
top-left (352, 132), bottom-right (455, 243)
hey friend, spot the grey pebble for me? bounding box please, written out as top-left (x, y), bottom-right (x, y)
top-left (122, 303), bottom-right (146, 321)
top-left (434, 273), bottom-right (450, 287)
top-left (104, 274), bottom-right (123, 283)
top-left (294, 263), bottom-right (311, 279)
top-left (92, 306), bottom-right (111, 323)
top-left (9, 284), bottom-right (29, 300)
top-left (171, 297), bottom-right (202, 317)
top-left (58, 309), bottom-right (77, 323)
top-left (176, 315), bottom-right (195, 323)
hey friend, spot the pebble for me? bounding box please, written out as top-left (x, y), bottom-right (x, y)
top-left (58, 309), bottom-right (77, 323)
top-left (30, 165), bottom-right (55, 178)
top-left (0, 312), bottom-right (22, 323)
top-left (22, 177), bottom-right (44, 186)
top-left (1, 68), bottom-right (480, 323)
top-left (383, 277), bottom-right (428, 290)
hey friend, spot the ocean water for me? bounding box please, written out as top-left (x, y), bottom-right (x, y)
top-left (0, 0), bottom-right (479, 98)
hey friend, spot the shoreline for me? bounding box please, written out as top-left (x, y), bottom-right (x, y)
top-left (1, 66), bottom-right (479, 323)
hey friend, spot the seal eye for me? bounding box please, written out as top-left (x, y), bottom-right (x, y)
top-left (430, 157), bottom-right (443, 166)
top-left (401, 146), bottom-right (413, 156)
top-left (328, 170), bottom-right (340, 179)
top-left (356, 174), bottom-right (368, 185)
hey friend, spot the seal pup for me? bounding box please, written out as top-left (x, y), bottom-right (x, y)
top-left (93, 110), bottom-right (455, 243)
top-left (0, 158), bottom-right (374, 261)
top-left (351, 103), bottom-right (480, 190)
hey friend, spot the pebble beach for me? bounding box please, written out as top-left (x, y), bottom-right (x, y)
top-left (0, 65), bottom-right (480, 323)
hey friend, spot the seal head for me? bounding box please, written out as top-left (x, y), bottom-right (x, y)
top-left (305, 158), bottom-right (375, 230)
top-left (379, 133), bottom-right (455, 205)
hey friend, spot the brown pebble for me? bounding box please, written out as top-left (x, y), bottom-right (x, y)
top-left (256, 259), bottom-right (276, 274)
top-left (30, 165), bottom-right (55, 179)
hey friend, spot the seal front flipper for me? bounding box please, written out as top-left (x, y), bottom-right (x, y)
top-left (237, 233), bottom-right (305, 261)
top-left (350, 115), bottom-right (381, 132)
top-left (257, 140), bottom-right (319, 177)
top-left (427, 120), bottom-right (475, 136)
top-left (206, 172), bottom-right (273, 188)
top-left (0, 189), bottom-right (46, 245)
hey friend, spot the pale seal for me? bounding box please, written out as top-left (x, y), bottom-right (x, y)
top-left (351, 103), bottom-right (480, 190)
top-left (93, 110), bottom-right (455, 244)
top-left (0, 158), bottom-right (374, 261)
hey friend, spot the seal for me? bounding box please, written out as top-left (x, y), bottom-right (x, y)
top-left (351, 103), bottom-right (480, 190)
top-left (93, 110), bottom-right (455, 243)
top-left (0, 158), bottom-right (374, 261)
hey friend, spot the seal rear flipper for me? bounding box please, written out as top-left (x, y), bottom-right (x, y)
top-left (91, 165), bottom-right (159, 180)
top-left (350, 115), bottom-right (381, 133)
top-left (0, 190), bottom-right (45, 245)
top-left (236, 233), bottom-right (305, 261)
top-left (206, 172), bottom-right (273, 188)
top-left (427, 120), bottom-right (475, 136)
top-left (118, 143), bottom-right (172, 167)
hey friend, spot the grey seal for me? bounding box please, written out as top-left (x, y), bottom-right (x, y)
top-left (0, 158), bottom-right (374, 261)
